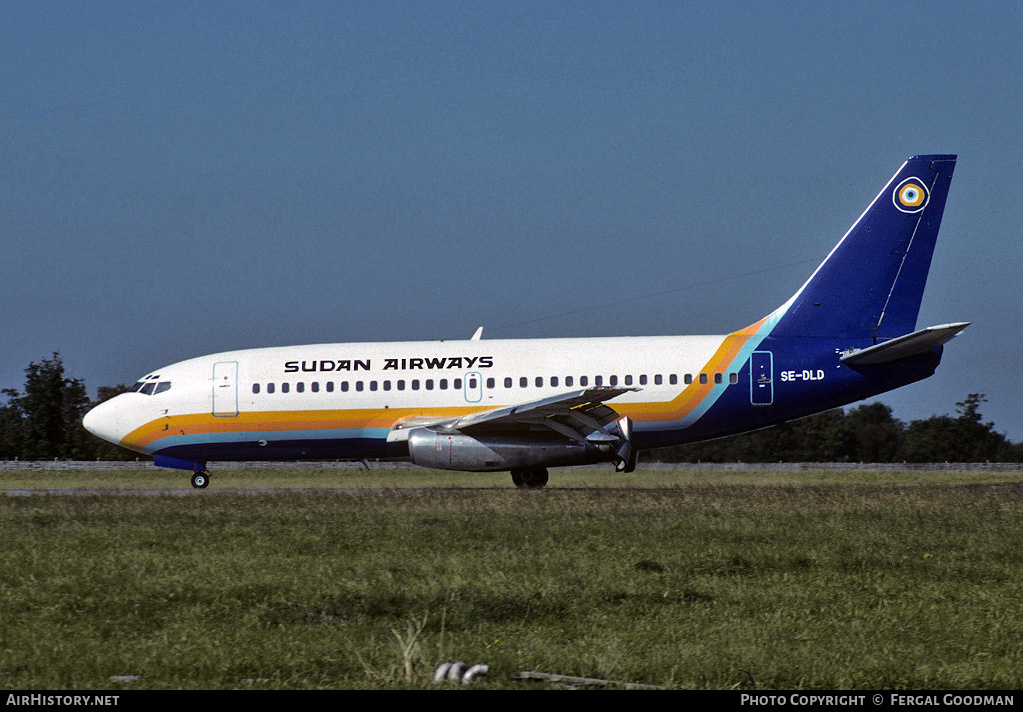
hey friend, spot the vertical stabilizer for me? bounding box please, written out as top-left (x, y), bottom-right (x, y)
top-left (769, 155), bottom-right (957, 340)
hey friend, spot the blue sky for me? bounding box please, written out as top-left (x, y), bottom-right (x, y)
top-left (3, 1), bottom-right (1022, 439)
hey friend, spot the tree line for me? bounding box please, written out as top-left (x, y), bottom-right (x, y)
top-left (649, 395), bottom-right (1023, 463)
top-left (2, 353), bottom-right (1021, 463)
top-left (0, 354), bottom-right (131, 460)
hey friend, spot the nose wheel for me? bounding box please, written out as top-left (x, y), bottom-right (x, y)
top-left (191, 471), bottom-right (210, 489)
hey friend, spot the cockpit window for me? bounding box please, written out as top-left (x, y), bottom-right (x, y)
top-left (135, 381), bottom-right (171, 395)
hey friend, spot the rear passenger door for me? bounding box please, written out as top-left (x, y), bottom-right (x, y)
top-left (750, 351), bottom-right (773, 406)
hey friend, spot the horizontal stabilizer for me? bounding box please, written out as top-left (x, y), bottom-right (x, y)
top-left (840, 322), bottom-right (970, 365)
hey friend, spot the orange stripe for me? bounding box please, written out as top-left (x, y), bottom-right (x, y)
top-left (123, 406), bottom-right (479, 450)
top-left (620, 317), bottom-right (765, 422)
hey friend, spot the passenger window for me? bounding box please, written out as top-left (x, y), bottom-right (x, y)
top-left (609, 375), bottom-right (618, 386)
top-left (486, 378), bottom-right (495, 389)
top-left (638, 375), bottom-right (646, 385)
top-left (426, 379), bottom-right (434, 390)
top-left (551, 376), bottom-right (558, 387)
top-left (580, 376), bottom-right (588, 386)
top-left (454, 378), bottom-right (462, 389)
top-left (252, 383), bottom-right (261, 394)
top-left (326, 382), bottom-right (334, 393)
top-left (714, 373), bottom-right (722, 384)
top-left (341, 382), bottom-right (349, 392)
top-left (535, 377), bottom-right (543, 388)
top-left (397, 380), bottom-right (406, 391)
top-left (311, 382), bottom-right (319, 393)
top-left (267, 383), bottom-right (276, 394)
top-left (595, 376), bottom-right (603, 386)
top-left (699, 374), bottom-right (708, 385)
top-left (439, 379), bottom-right (448, 390)
top-left (383, 381), bottom-right (391, 391)
top-left (624, 375), bottom-right (632, 386)
top-left (729, 373), bottom-right (739, 385)
top-left (654, 374), bottom-right (662, 385)
top-left (565, 376), bottom-right (574, 387)
top-left (370, 381), bottom-right (378, 391)
top-left (412, 380), bottom-right (420, 390)
top-left (356, 382), bottom-right (363, 392)
top-left (297, 382), bottom-right (305, 393)
top-left (684, 374), bottom-right (692, 385)
top-left (504, 377), bottom-right (512, 388)
top-left (282, 383), bottom-right (290, 393)
top-left (519, 377), bottom-right (527, 388)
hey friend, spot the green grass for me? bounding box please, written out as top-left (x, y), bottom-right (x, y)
top-left (2, 464), bottom-right (1021, 490)
top-left (0, 468), bottom-right (1021, 689)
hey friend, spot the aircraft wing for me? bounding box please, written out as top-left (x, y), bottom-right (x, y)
top-left (449, 386), bottom-right (637, 442)
top-left (387, 386), bottom-right (637, 444)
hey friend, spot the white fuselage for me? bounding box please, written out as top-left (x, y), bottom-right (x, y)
top-left (84, 328), bottom-right (766, 463)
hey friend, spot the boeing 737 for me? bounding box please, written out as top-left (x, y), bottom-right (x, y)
top-left (83, 154), bottom-right (967, 489)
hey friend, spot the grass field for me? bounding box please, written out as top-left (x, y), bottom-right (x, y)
top-left (1, 467), bottom-right (1021, 689)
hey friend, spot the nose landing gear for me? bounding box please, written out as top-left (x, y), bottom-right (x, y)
top-left (190, 471), bottom-right (210, 489)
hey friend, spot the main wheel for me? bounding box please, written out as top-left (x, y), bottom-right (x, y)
top-left (510, 467), bottom-right (549, 489)
top-left (191, 471), bottom-right (210, 489)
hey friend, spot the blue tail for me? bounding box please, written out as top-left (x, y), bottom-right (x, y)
top-left (770, 155), bottom-right (957, 341)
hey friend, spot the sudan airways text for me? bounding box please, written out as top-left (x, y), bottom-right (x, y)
top-left (285, 356), bottom-right (495, 373)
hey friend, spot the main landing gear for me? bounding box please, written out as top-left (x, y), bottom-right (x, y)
top-left (191, 471), bottom-right (210, 489)
top-left (510, 467), bottom-right (549, 490)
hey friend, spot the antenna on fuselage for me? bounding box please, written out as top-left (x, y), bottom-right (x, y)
top-left (470, 327), bottom-right (483, 341)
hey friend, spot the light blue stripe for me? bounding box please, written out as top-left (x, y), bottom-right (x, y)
top-left (141, 427), bottom-right (392, 455)
top-left (672, 312), bottom-right (784, 429)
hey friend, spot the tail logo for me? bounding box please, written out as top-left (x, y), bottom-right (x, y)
top-left (893, 177), bottom-right (930, 213)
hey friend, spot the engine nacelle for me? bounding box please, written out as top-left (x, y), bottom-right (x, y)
top-left (406, 429), bottom-right (613, 472)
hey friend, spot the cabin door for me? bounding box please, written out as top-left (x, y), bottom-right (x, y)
top-left (750, 351), bottom-right (773, 406)
top-left (464, 371), bottom-right (483, 403)
top-left (213, 361), bottom-right (239, 416)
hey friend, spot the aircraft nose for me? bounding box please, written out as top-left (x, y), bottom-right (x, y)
top-left (82, 395), bottom-right (132, 446)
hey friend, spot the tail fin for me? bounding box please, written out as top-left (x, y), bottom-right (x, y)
top-left (769, 155), bottom-right (957, 340)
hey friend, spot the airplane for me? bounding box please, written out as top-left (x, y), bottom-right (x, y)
top-left (83, 154), bottom-right (967, 489)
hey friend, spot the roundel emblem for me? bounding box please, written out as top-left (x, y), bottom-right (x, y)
top-left (893, 177), bottom-right (929, 213)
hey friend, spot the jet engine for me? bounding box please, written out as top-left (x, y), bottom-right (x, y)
top-left (406, 428), bottom-right (615, 472)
